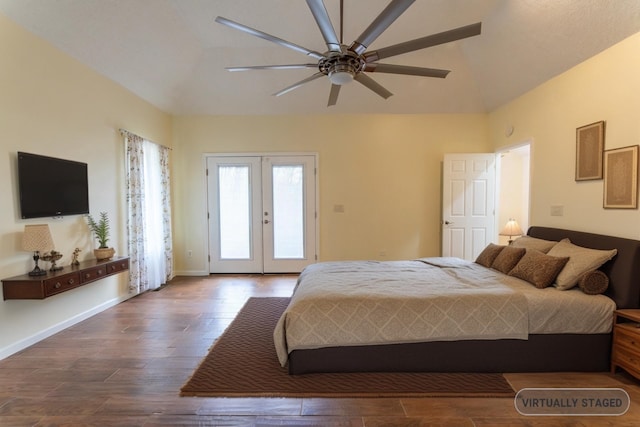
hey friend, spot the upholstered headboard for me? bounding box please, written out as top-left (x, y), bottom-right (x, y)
top-left (528, 226), bottom-right (640, 309)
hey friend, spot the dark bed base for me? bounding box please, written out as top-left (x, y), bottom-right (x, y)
top-left (289, 334), bottom-right (611, 374)
top-left (286, 226), bottom-right (640, 374)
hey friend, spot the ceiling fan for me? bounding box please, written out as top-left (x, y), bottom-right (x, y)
top-left (215, 0), bottom-right (481, 106)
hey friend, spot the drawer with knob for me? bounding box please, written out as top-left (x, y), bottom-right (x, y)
top-left (611, 309), bottom-right (640, 380)
top-left (80, 266), bottom-right (107, 283)
top-left (44, 272), bottom-right (82, 296)
top-left (107, 259), bottom-right (129, 275)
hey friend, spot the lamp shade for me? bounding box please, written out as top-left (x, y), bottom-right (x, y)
top-left (22, 224), bottom-right (55, 252)
top-left (499, 219), bottom-right (524, 237)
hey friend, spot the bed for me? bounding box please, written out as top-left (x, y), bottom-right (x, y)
top-left (275, 227), bottom-right (640, 374)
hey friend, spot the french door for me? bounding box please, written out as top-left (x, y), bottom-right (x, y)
top-left (207, 155), bottom-right (317, 273)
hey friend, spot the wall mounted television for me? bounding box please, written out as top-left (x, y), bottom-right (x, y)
top-left (17, 151), bottom-right (90, 219)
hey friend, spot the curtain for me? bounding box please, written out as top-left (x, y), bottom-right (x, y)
top-left (122, 130), bottom-right (173, 293)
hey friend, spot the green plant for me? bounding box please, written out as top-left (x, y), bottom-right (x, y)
top-left (87, 212), bottom-right (110, 248)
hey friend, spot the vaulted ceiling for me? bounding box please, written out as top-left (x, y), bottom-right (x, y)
top-left (1, 0), bottom-right (639, 115)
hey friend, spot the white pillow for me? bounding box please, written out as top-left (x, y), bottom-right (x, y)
top-left (546, 240), bottom-right (617, 290)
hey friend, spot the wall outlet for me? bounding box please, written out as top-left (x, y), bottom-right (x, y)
top-left (550, 205), bottom-right (564, 216)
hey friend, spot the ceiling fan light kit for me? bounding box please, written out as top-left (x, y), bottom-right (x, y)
top-left (328, 68), bottom-right (354, 85)
top-left (215, 0), bottom-right (482, 106)
top-left (321, 53), bottom-right (362, 85)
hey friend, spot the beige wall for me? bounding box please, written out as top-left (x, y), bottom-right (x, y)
top-left (3, 5), bottom-right (638, 358)
top-left (489, 32), bottom-right (640, 239)
top-left (172, 114), bottom-right (490, 274)
top-left (0, 14), bottom-right (171, 357)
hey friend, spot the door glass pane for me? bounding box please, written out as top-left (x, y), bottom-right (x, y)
top-left (272, 165), bottom-right (304, 259)
top-left (219, 166), bottom-right (251, 259)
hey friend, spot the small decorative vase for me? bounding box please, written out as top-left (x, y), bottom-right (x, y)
top-left (94, 247), bottom-right (115, 261)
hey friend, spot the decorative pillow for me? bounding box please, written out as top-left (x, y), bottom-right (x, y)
top-left (491, 246), bottom-right (526, 274)
top-left (546, 240), bottom-right (617, 290)
top-left (508, 249), bottom-right (570, 289)
top-left (578, 270), bottom-right (609, 295)
top-left (510, 236), bottom-right (560, 254)
top-left (475, 243), bottom-right (506, 268)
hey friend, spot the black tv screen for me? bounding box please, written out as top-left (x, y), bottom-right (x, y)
top-left (18, 152), bottom-right (90, 219)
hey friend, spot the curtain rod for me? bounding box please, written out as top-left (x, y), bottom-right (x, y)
top-left (119, 128), bottom-right (172, 150)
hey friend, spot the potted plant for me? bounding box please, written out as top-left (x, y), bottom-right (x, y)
top-left (87, 211), bottom-right (115, 260)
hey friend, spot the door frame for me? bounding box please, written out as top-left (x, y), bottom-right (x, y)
top-left (203, 152), bottom-right (320, 273)
top-left (495, 139), bottom-right (532, 244)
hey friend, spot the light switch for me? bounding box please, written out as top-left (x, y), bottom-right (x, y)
top-left (333, 204), bottom-right (345, 213)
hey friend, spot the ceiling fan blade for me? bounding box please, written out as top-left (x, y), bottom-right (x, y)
top-left (215, 16), bottom-right (325, 60)
top-left (273, 72), bottom-right (325, 97)
top-left (349, 0), bottom-right (415, 55)
top-left (354, 73), bottom-right (393, 99)
top-left (364, 22), bottom-right (482, 62)
top-left (306, 0), bottom-right (341, 53)
top-left (339, 0), bottom-right (344, 44)
top-left (227, 64), bottom-right (318, 71)
top-left (328, 84), bottom-right (341, 106)
top-left (364, 63), bottom-right (450, 78)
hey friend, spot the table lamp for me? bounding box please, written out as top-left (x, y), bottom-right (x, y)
top-left (499, 218), bottom-right (523, 244)
top-left (22, 224), bottom-right (55, 276)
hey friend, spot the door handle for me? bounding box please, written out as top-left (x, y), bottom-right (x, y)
top-left (444, 221), bottom-right (454, 225)
top-left (264, 219), bottom-right (270, 224)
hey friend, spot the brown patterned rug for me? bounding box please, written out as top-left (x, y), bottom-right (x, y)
top-left (180, 297), bottom-right (515, 398)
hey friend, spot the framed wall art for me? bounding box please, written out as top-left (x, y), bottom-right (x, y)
top-left (603, 145), bottom-right (638, 209)
top-left (575, 121), bottom-right (605, 181)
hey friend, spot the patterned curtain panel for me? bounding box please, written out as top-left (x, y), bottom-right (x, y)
top-left (122, 130), bottom-right (173, 293)
top-left (158, 144), bottom-right (173, 283)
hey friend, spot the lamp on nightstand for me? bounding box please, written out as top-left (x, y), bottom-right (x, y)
top-left (499, 219), bottom-right (523, 244)
top-left (22, 224), bottom-right (55, 276)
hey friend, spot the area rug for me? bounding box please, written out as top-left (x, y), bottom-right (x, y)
top-left (180, 297), bottom-right (515, 398)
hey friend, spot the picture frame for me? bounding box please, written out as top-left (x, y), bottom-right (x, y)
top-left (575, 121), bottom-right (605, 181)
top-left (603, 145), bottom-right (639, 209)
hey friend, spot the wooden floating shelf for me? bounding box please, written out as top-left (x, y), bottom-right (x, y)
top-left (2, 256), bottom-right (129, 300)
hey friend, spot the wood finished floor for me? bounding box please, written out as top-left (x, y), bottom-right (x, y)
top-left (1, 274), bottom-right (640, 426)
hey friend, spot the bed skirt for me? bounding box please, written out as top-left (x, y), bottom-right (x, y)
top-left (288, 333), bottom-right (612, 374)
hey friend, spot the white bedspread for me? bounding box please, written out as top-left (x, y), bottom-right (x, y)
top-left (274, 258), bottom-right (616, 367)
top-left (274, 259), bottom-right (530, 366)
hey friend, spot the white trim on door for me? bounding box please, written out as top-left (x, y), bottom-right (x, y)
top-left (205, 152), bottom-right (319, 274)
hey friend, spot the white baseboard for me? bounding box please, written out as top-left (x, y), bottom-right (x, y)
top-left (172, 269), bottom-right (209, 277)
top-left (0, 293), bottom-right (135, 361)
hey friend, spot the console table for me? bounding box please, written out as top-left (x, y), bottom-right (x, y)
top-left (2, 256), bottom-right (129, 300)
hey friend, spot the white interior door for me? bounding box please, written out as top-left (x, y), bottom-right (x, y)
top-left (442, 153), bottom-right (496, 260)
top-left (207, 154), bottom-right (317, 274)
